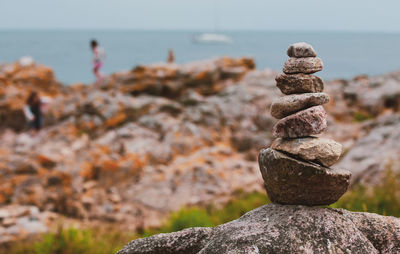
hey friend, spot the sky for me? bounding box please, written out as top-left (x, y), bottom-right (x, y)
top-left (0, 0), bottom-right (400, 32)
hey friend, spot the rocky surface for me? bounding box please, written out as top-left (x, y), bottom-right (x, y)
top-left (335, 113), bottom-right (400, 184)
top-left (271, 137), bottom-right (342, 167)
top-left (283, 57), bottom-right (323, 74)
top-left (2, 54), bottom-right (400, 242)
top-left (0, 205), bottom-right (55, 243)
top-left (0, 57), bottom-right (274, 242)
top-left (259, 148), bottom-right (350, 205)
top-left (0, 60), bottom-right (61, 131)
top-left (276, 73), bottom-right (324, 94)
top-left (270, 92), bottom-right (329, 119)
top-left (117, 204), bottom-right (400, 254)
top-left (324, 71), bottom-right (400, 121)
top-left (272, 105), bottom-right (328, 138)
top-left (105, 57), bottom-right (255, 97)
top-left (287, 42), bottom-right (317, 58)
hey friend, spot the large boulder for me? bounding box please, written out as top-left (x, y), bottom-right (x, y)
top-left (117, 204), bottom-right (400, 254)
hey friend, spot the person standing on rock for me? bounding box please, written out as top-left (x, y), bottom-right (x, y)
top-left (91, 39), bottom-right (106, 86)
top-left (24, 91), bottom-right (51, 133)
top-left (167, 49), bottom-right (175, 63)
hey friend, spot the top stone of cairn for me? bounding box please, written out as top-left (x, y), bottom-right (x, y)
top-left (287, 42), bottom-right (317, 58)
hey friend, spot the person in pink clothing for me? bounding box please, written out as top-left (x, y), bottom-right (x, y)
top-left (90, 39), bottom-right (105, 86)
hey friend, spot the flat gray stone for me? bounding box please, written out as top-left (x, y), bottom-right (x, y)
top-left (287, 42), bottom-right (317, 58)
top-left (271, 137), bottom-right (342, 167)
top-left (270, 93), bottom-right (330, 119)
top-left (272, 105), bottom-right (327, 138)
top-left (258, 148), bottom-right (351, 206)
top-left (276, 73), bottom-right (324, 95)
top-left (283, 57), bottom-right (323, 74)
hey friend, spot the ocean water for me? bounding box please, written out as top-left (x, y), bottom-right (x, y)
top-left (1, 30), bottom-right (400, 84)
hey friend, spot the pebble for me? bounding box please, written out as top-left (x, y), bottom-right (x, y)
top-left (287, 42), bottom-right (317, 58)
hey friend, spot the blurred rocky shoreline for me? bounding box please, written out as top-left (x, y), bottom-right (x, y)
top-left (1, 56), bottom-right (400, 243)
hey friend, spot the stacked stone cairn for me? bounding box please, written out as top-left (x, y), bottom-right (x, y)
top-left (258, 42), bottom-right (351, 206)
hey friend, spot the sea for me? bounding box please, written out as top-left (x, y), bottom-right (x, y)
top-left (1, 30), bottom-right (400, 84)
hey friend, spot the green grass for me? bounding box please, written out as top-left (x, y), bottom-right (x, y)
top-left (143, 191), bottom-right (269, 236)
top-left (208, 191), bottom-right (269, 224)
top-left (331, 167), bottom-right (400, 217)
top-left (0, 226), bottom-right (136, 254)
top-left (353, 111), bottom-right (372, 122)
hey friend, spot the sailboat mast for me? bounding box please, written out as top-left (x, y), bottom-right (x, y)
top-left (214, 0), bottom-right (219, 32)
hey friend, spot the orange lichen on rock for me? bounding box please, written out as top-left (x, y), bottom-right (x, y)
top-left (101, 160), bottom-right (119, 172)
top-left (106, 112), bottom-right (127, 127)
top-left (37, 154), bottom-right (56, 168)
top-left (80, 161), bottom-right (97, 180)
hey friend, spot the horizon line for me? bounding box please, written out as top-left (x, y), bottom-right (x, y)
top-left (0, 28), bottom-right (400, 34)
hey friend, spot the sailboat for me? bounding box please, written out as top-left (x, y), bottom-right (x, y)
top-left (192, 0), bottom-right (233, 44)
top-left (192, 33), bottom-right (232, 44)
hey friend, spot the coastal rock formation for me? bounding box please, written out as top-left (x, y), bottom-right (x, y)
top-left (0, 57), bottom-right (272, 243)
top-left (0, 57), bottom-right (255, 133)
top-left (107, 57), bottom-right (255, 97)
top-left (117, 204), bottom-right (400, 254)
top-left (0, 60), bottom-right (61, 131)
top-left (335, 113), bottom-right (400, 184)
top-left (4, 51), bottom-right (400, 244)
top-left (264, 42), bottom-right (350, 205)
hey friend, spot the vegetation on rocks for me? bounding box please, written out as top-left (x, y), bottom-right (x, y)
top-left (332, 167), bottom-right (400, 217)
top-left (143, 191), bottom-right (269, 236)
top-left (0, 226), bottom-right (135, 254)
top-left (353, 111), bottom-right (372, 122)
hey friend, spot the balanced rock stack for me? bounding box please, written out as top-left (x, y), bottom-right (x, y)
top-left (259, 42), bottom-right (351, 206)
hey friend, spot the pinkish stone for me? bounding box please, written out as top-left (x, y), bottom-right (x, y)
top-left (272, 105), bottom-right (327, 138)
